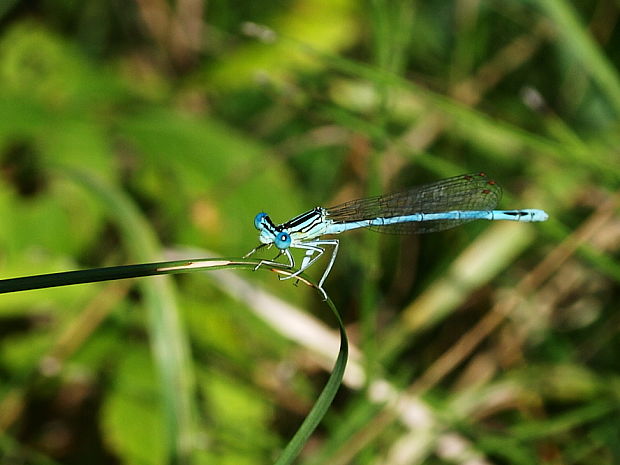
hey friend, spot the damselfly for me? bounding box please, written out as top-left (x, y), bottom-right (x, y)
top-left (245, 172), bottom-right (548, 298)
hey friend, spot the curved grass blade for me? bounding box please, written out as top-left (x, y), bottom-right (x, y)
top-left (2, 166), bottom-right (349, 465)
top-left (273, 294), bottom-right (348, 465)
top-left (0, 252), bottom-right (349, 465)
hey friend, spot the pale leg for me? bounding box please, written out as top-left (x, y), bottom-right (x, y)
top-left (245, 244), bottom-right (295, 271)
top-left (283, 240), bottom-right (340, 299)
top-left (279, 243), bottom-right (325, 281)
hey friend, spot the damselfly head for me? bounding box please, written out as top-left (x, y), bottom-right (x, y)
top-left (254, 212), bottom-right (269, 230)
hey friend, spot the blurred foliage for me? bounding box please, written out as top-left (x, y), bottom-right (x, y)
top-left (1, 0), bottom-right (620, 464)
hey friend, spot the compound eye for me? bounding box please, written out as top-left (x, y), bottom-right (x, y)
top-left (254, 212), bottom-right (268, 230)
top-left (274, 231), bottom-right (292, 249)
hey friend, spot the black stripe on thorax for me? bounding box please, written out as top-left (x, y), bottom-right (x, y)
top-left (281, 207), bottom-right (323, 232)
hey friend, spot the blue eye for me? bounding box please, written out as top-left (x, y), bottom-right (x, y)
top-left (254, 212), bottom-right (268, 230)
top-left (274, 231), bottom-right (292, 249)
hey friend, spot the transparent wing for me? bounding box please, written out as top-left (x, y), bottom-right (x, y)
top-left (325, 172), bottom-right (502, 234)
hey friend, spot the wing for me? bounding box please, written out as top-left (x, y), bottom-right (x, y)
top-left (325, 172), bottom-right (502, 234)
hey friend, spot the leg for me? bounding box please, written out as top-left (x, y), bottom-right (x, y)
top-left (300, 247), bottom-right (315, 270)
top-left (279, 243), bottom-right (325, 281)
top-left (243, 243), bottom-right (266, 259)
top-left (293, 248), bottom-right (317, 287)
top-left (316, 240), bottom-right (339, 289)
top-left (304, 240), bottom-right (339, 300)
top-left (245, 244), bottom-right (295, 271)
top-left (287, 240), bottom-right (340, 299)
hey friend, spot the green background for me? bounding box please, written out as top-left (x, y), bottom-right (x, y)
top-left (1, 0), bottom-right (619, 464)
